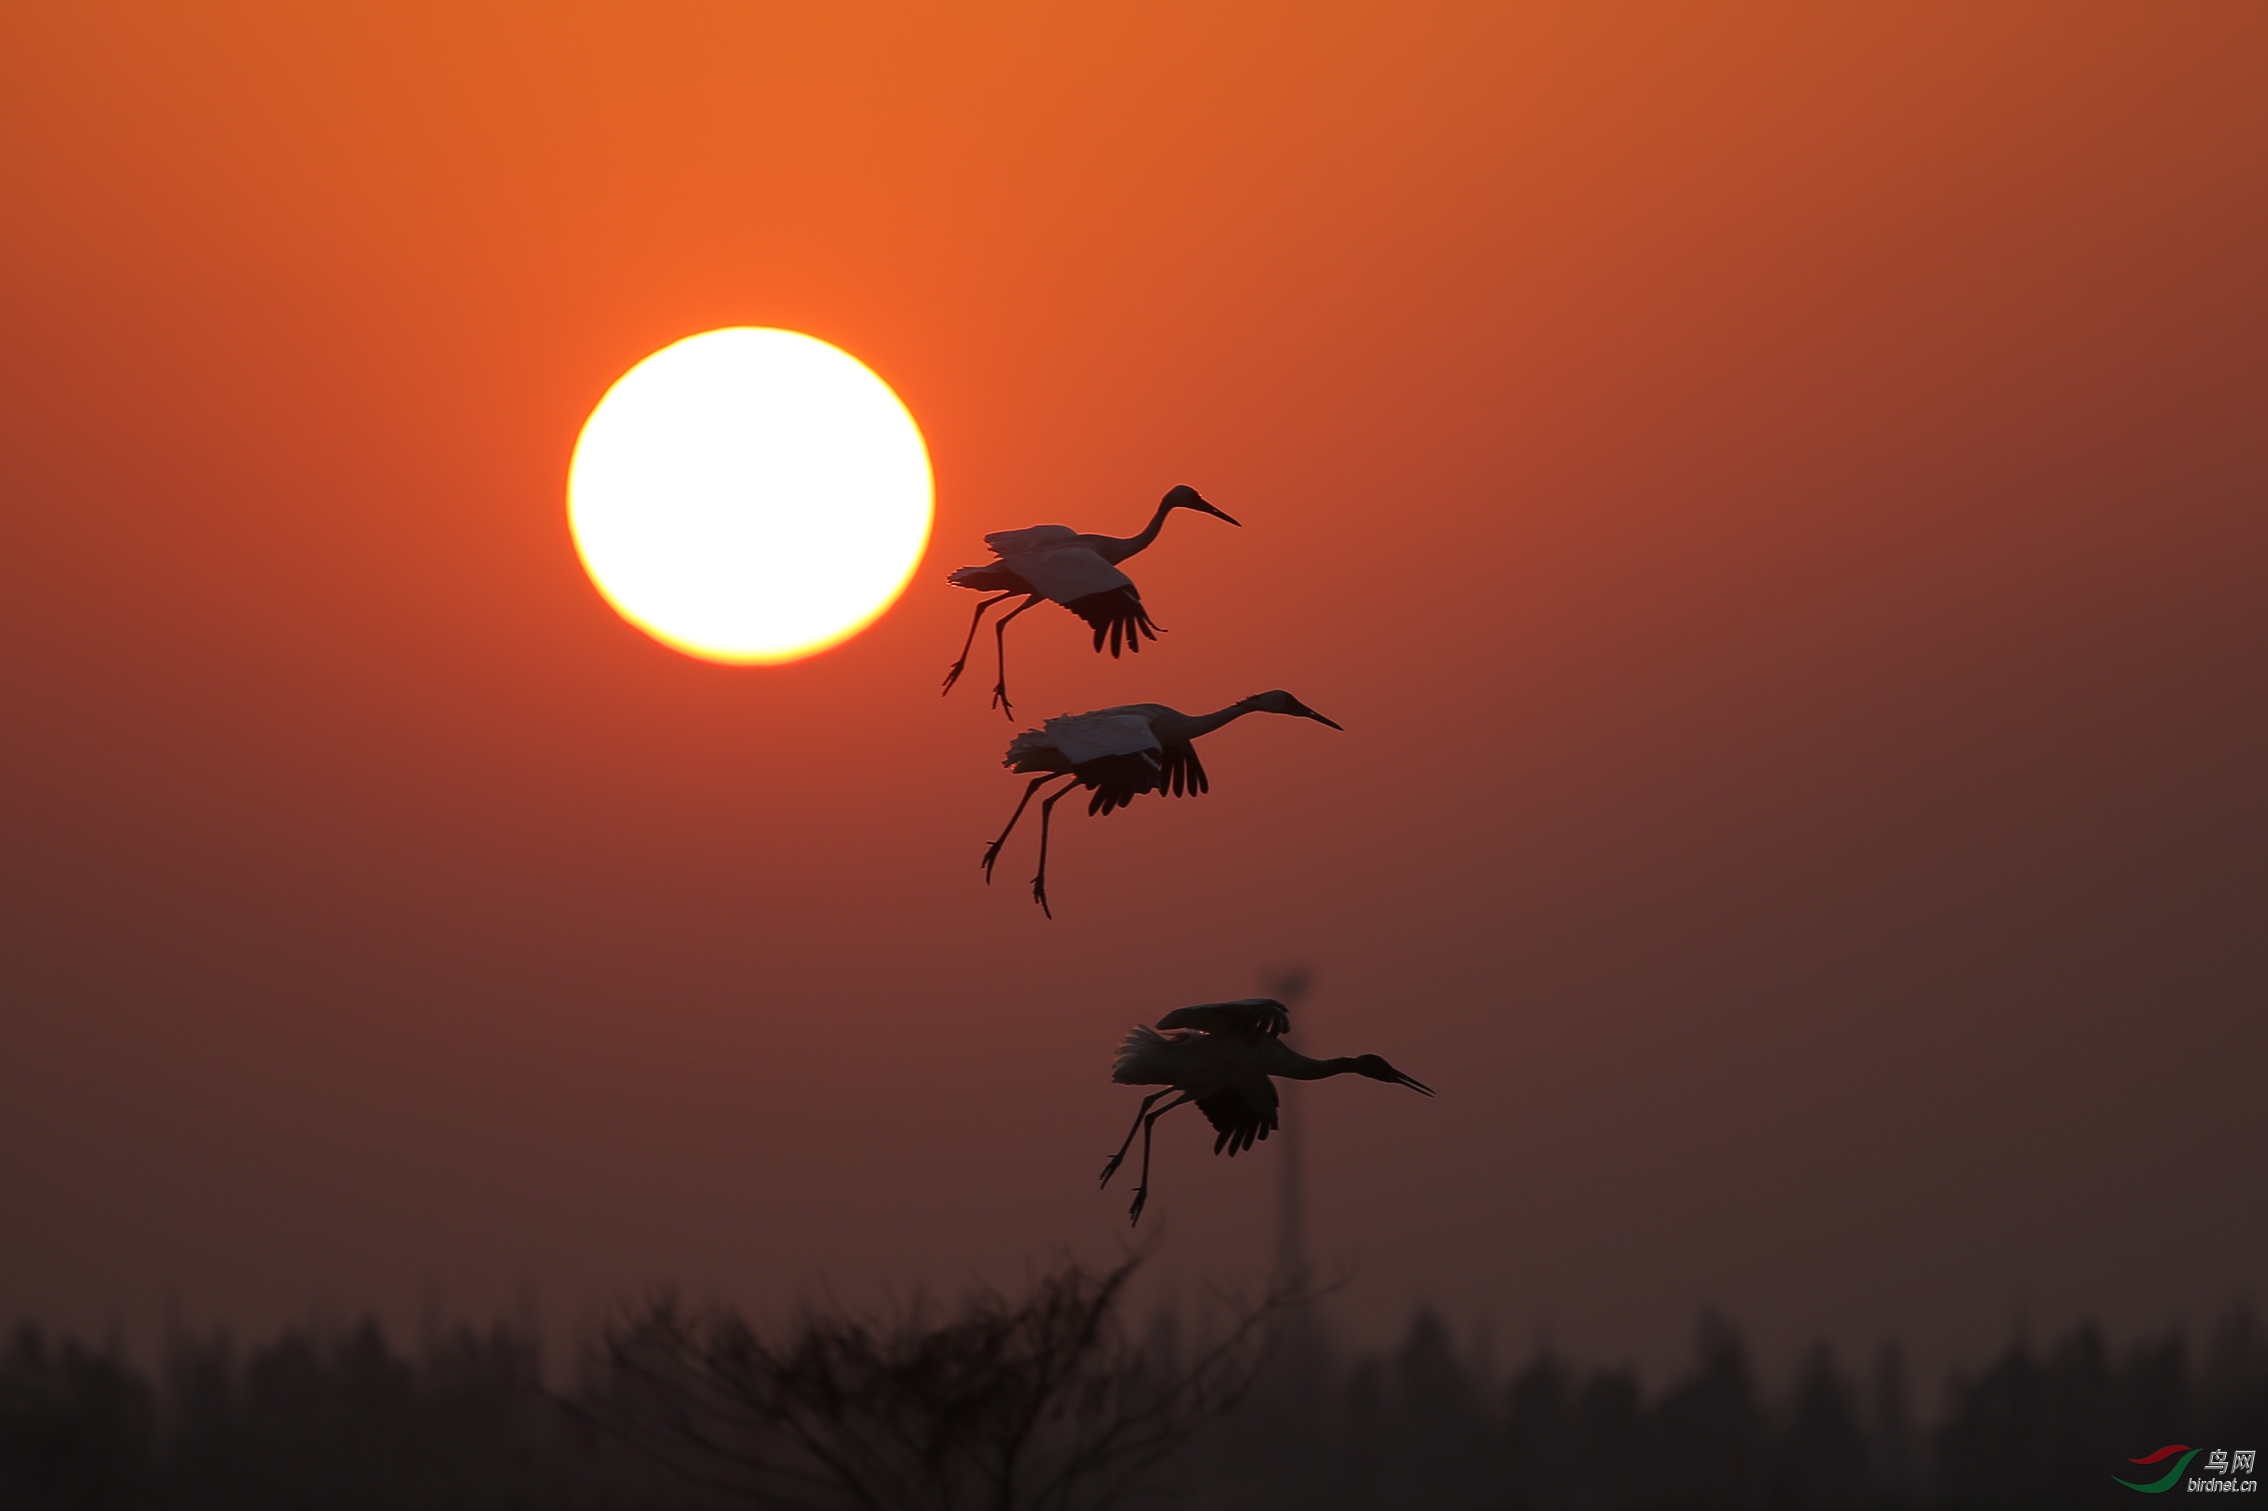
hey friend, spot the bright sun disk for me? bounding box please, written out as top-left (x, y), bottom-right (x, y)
top-left (568, 328), bottom-right (933, 664)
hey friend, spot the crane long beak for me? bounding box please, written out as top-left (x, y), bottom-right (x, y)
top-left (1200, 501), bottom-right (1241, 526)
top-left (1304, 709), bottom-right (1344, 730)
top-left (1397, 1072), bottom-right (1435, 1096)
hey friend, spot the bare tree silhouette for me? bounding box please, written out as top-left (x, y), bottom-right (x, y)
top-left (577, 1255), bottom-right (1283, 1511)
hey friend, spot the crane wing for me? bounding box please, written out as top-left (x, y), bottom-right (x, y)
top-left (1157, 998), bottom-right (1290, 1041)
top-left (1010, 546), bottom-right (1133, 606)
top-left (983, 524), bottom-right (1079, 556)
top-left (1158, 740), bottom-right (1207, 798)
top-left (1043, 711), bottom-right (1162, 767)
top-left (1196, 1080), bottom-right (1279, 1156)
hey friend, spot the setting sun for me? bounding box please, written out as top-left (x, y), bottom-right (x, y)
top-left (567, 328), bottom-right (932, 664)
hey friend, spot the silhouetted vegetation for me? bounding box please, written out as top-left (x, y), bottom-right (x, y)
top-left (579, 1256), bottom-right (1277, 1510)
top-left (0, 1317), bottom-right (589, 1510)
top-left (4, 1289), bottom-right (2263, 1510)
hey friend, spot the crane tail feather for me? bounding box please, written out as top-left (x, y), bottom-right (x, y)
top-left (1112, 1024), bottom-right (1179, 1085)
top-left (949, 564), bottom-right (1026, 592)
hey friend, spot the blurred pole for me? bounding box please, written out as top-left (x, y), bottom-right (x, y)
top-left (1262, 965), bottom-right (1315, 1302)
top-left (1253, 968), bottom-right (1330, 1511)
top-left (1259, 963), bottom-right (1328, 1426)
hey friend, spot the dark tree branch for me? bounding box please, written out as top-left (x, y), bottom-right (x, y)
top-left (569, 1256), bottom-right (1296, 1511)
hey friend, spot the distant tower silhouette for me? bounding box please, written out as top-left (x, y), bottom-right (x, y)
top-left (1262, 965), bottom-right (1316, 1299)
top-left (1257, 964), bottom-right (1330, 1416)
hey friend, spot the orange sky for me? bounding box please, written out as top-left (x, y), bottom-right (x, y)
top-left (2, 1), bottom-right (2263, 1381)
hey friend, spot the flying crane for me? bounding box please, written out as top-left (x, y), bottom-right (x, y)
top-left (941, 485), bottom-right (1239, 718)
top-left (1100, 998), bottom-right (1433, 1225)
top-left (983, 691), bottom-right (1341, 916)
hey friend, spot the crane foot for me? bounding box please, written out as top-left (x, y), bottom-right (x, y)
top-left (981, 842), bottom-right (1004, 882)
top-left (990, 683), bottom-right (1015, 720)
top-left (1127, 1186), bottom-right (1149, 1226)
top-left (1099, 1154), bottom-right (1124, 1187)
top-left (1030, 876), bottom-right (1053, 919)
top-left (942, 660), bottom-right (967, 694)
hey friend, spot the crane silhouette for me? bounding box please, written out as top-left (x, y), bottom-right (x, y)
top-left (941, 485), bottom-right (1239, 719)
top-left (982, 691), bottom-right (1342, 917)
top-left (1099, 997), bottom-right (1432, 1226)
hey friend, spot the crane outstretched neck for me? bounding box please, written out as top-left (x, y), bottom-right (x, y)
top-left (1160, 690), bottom-right (1344, 744)
top-left (1091, 498), bottom-right (1178, 565)
top-left (1090, 487), bottom-right (1238, 564)
top-left (1176, 697), bottom-right (1267, 741)
top-left (1280, 1051), bottom-right (1434, 1095)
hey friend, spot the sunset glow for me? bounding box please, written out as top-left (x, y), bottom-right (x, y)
top-left (8, 0), bottom-right (2265, 1458)
top-left (567, 328), bottom-right (932, 664)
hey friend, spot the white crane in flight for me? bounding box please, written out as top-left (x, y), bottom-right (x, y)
top-left (982, 691), bottom-right (1342, 916)
top-left (1100, 998), bottom-right (1433, 1226)
top-left (941, 485), bottom-right (1240, 719)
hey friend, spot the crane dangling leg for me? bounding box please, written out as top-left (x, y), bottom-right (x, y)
top-left (1101, 1089), bottom-right (1178, 1188)
top-left (1029, 776), bottom-right (1088, 919)
top-left (988, 595), bottom-right (1042, 720)
top-left (1127, 1091), bottom-right (1193, 1227)
top-left (943, 591), bottom-right (1020, 697)
top-left (983, 774), bottom-right (1075, 886)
